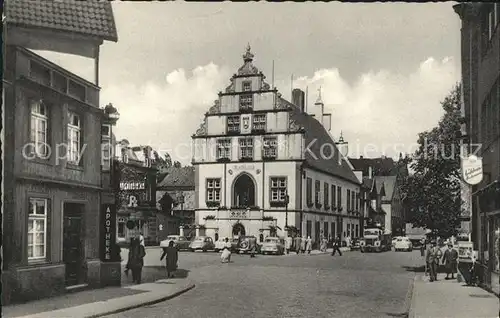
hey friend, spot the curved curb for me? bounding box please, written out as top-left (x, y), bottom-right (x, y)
top-left (87, 283), bottom-right (196, 318)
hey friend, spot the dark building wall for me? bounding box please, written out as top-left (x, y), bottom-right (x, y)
top-left (2, 45), bottom-right (107, 303)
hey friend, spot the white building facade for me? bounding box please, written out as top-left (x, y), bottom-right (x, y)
top-left (191, 46), bottom-right (362, 246)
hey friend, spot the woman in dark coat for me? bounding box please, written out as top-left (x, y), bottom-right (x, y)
top-left (160, 240), bottom-right (178, 278)
top-left (128, 237), bottom-right (146, 284)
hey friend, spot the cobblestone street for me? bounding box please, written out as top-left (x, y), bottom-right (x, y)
top-left (111, 249), bottom-right (422, 318)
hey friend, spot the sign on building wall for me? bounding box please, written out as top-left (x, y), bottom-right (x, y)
top-left (101, 204), bottom-right (118, 262)
top-left (117, 162), bottom-right (156, 209)
top-left (461, 155), bottom-right (483, 185)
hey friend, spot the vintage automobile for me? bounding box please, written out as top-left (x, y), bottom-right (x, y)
top-left (189, 236), bottom-right (215, 252)
top-left (394, 237), bottom-right (413, 252)
top-left (260, 237), bottom-right (285, 255)
top-left (159, 235), bottom-right (191, 250)
top-left (214, 237), bottom-right (238, 252)
top-left (236, 235), bottom-right (260, 254)
top-left (350, 238), bottom-right (361, 250)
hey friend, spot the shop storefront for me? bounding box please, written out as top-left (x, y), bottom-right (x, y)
top-left (116, 161), bottom-right (157, 245)
top-left (477, 180), bottom-right (500, 296)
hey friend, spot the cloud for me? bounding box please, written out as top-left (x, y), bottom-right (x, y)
top-left (291, 56), bottom-right (460, 159)
top-left (100, 63), bottom-right (230, 163)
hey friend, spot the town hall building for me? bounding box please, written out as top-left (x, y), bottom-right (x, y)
top-left (191, 46), bottom-right (362, 246)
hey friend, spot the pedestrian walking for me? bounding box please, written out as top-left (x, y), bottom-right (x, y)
top-left (127, 237), bottom-right (146, 284)
top-left (420, 238), bottom-right (426, 257)
top-left (221, 238), bottom-right (232, 263)
top-left (331, 236), bottom-right (342, 256)
top-left (426, 240), bottom-right (442, 282)
top-left (442, 243), bottom-right (458, 280)
top-left (306, 236), bottom-right (312, 254)
top-left (249, 236), bottom-right (257, 258)
top-left (160, 240), bottom-right (178, 278)
top-left (285, 235), bottom-right (292, 254)
top-left (300, 235), bottom-right (307, 253)
top-left (294, 235), bottom-right (302, 254)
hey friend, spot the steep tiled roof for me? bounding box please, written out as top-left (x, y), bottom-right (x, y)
top-left (349, 157), bottom-right (399, 177)
top-left (5, 0), bottom-right (118, 42)
top-left (285, 99), bottom-right (360, 185)
top-left (157, 167), bottom-right (195, 189)
top-left (374, 176), bottom-right (397, 201)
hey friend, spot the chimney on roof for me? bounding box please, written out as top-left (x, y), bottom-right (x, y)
top-left (292, 88), bottom-right (305, 112)
top-left (360, 155), bottom-right (363, 159)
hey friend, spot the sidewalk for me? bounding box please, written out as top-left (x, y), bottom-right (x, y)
top-left (3, 278), bottom-right (195, 318)
top-left (409, 272), bottom-right (499, 318)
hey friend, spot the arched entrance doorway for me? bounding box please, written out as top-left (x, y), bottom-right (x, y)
top-left (232, 223), bottom-right (246, 237)
top-left (233, 173), bottom-right (256, 207)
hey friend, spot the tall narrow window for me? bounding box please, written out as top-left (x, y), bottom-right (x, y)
top-left (324, 182), bottom-right (329, 209)
top-left (28, 198), bottom-right (48, 261)
top-left (315, 180), bottom-right (321, 207)
top-left (355, 193), bottom-right (359, 211)
top-left (331, 185), bottom-right (336, 208)
top-left (270, 177), bottom-right (287, 205)
top-left (347, 189), bottom-right (351, 211)
top-left (30, 100), bottom-right (49, 158)
top-left (102, 141), bottom-right (111, 170)
top-left (227, 115), bottom-right (241, 134)
top-left (262, 136), bottom-right (277, 159)
top-left (337, 186), bottom-right (342, 211)
top-left (352, 192), bottom-right (356, 212)
top-left (252, 114), bottom-right (266, 132)
top-left (68, 112), bottom-right (81, 164)
top-left (206, 178), bottom-right (221, 203)
top-left (239, 94), bottom-right (253, 111)
top-left (216, 139), bottom-right (231, 161)
top-left (306, 177), bottom-right (313, 206)
top-left (239, 137), bottom-right (253, 160)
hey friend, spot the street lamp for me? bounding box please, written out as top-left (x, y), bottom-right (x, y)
top-left (284, 193), bottom-right (290, 234)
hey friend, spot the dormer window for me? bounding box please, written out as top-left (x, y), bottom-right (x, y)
top-left (239, 94), bottom-right (253, 111)
top-left (242, 81), bottom-right (252, 92)
top-left (227, 115), bottom-right (241, 134)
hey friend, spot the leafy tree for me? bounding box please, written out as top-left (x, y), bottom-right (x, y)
top-left (173, 161), bottom-right (181, 168)
top-left (401, 84), bottom-right (464, 239)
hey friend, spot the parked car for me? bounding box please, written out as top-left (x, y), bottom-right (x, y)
top-left (159, 235), bottom-right (191, 250)
top-left (391, 236), bottom-right (402, 248)
top-left (350, 238), bottom-right (361, 250)
top-left (189, 236), bottom-right (215, 252)
top-left (394, 237), bottom-right (413, 252)
top-left (260, 237), bottom-right (285, 255)
top-left (214, 237), bottom-right (238, 252)
top-left (237, 235), bottom-right (259, 254)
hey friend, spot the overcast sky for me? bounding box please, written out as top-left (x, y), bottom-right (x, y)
top-left (35, 2), bottom-right (461, 165)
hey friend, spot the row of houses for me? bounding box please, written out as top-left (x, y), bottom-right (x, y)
top-left (454, 2), bottom-right (500, 296)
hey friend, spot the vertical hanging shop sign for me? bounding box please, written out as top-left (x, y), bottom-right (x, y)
top-left (101, 204), bottom-right (117, 262)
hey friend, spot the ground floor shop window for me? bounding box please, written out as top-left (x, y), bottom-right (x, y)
top-left (28, 198), bottom-right (48, 261)
top-left (117, 218), bottom-right (126, 238)
top-left (331, 222), bottom-right (336, 239)
top-left (355, 224), bottom-right (359, 238)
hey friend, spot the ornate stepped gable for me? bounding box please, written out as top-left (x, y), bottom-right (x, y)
top-left (195, 118), bottom-right (207, 136)
top-left (208, 100), bottom-right (220, 115)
